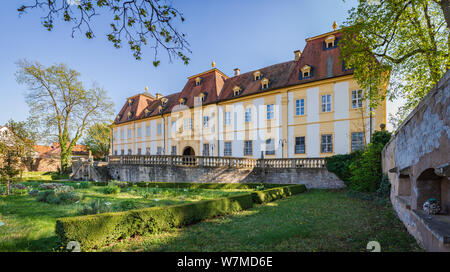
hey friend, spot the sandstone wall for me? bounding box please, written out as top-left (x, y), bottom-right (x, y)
top-left (108, 164), bottom-right (345, 189)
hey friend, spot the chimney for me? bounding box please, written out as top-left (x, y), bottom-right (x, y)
top-left (155, 93), bottom-right (163, 99)
top-left (234, 68), bottom-right (240, 76)
top-left (294, 50), bottom-right (302, 61)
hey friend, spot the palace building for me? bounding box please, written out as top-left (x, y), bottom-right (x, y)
top-left (111, 28), bottom-right (387, 159)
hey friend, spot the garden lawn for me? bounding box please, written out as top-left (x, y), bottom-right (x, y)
top-left (101, 189), bottom-right (422, 252)
top-left (0, 181), bottom-right (251, 252)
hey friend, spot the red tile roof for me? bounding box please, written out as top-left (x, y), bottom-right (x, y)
top-left (114, 30), bottom-right (353, 125)
top-left (34, 143), bottom-right (89, 158)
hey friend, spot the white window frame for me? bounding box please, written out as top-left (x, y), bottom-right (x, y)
top-left (295, 136), bottom-right (306, 154)
top-left (224, 111), bottom-right (231, 125)
top-left (203, 116), bottom-right (209, 128)
top-left (321, 95), bottom-right (332, 112)
top-left (295, 99), bottom-right (305, 116)
top-left (321, 134), bottom-right (333, 153)
top-left (224, 142), bottom-right (232, 156)
top-left (266, 104), bottom-right (274, 120)
top-left (351, 132), bottom-right (365, 151)
top-left (244, 140), bottom-right (253, 156)
top-left (351, 90), bottom-right (363, 109)
top-left (245, 107), bottom-right (252, 123)
top-left (184, 118), bottom-right (192, 130)
top-left (265, 138), bottom-right (275, 155)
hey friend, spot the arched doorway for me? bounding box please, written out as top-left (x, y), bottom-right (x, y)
top-left (183, 146), bottom-right (195, 156)
top-left (182, 146), bottom-right (196, 165)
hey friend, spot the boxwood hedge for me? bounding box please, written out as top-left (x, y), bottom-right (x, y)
top-left (134, 182), bottom-right (286, 190)
top-left (56, 193), bottom-right (253, 250)
top-left (56, 183), bottom-right (307, 250)
top-left (251, 184), bottom-right (306, 204)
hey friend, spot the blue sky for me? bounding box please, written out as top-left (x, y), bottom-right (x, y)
top-left (1, 0), bottom-right (378, 127)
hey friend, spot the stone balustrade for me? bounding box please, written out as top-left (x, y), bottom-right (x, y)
top-left (108, 155), bottom-right (326, 169)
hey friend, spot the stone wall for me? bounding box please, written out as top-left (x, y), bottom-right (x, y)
top-left (108, 164), bottom-right (345, 189)
top-left (382, 70), bottom-right (450, 252)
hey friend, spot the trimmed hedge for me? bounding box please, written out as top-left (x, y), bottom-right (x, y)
top-left (56, 183), bottom-right (307, 250)
top-left (56, 193), bottom-right (253, 250)
top-left (134, 182), bottom-right (285, 190)
top-left (251, 184), bottom-right (306, 204)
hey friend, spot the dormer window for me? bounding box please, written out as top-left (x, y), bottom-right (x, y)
top-left (232, 86), bottom-right (242, 96)
top-left (324, 35), bottom-right (337, 49)
top-left (157, 105), bottom-right (163, 113)
top-left (127, 111), bottom-right (133, 120)
top-left (198, 92), bottom-right (207, 102)
top-left (116, 114), bottom-right (122, 121)
top-left (261, 78), bottom-right (270, 90)
top-left (179, 98), bottom-right (186, 105)
top-left (144, 109), bottom-right (152, 117)
top-left (300, 65), bottom-right (313, 79)
top-left (253, 71), bottom-right (262, 81)
top-left (195, 77), bottom-right (202, 86)
top-left (161, 97), bottom-right (168, 105)
top-left (128, 98), bottom-right (135, 106)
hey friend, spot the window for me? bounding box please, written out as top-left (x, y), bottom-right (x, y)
top-left (128, 129), bottom-right (132, 138)
top-left (203, 144), bottom-right (210, 156)
top-left (171, 145), bottom-right (177, 155)
top-left (324, 35), bottom-right (337, 49)
top-left (157, 124), bottom-right (162, 135)
top-left (233, 86), bottom-right (242, 96)
top-left (253, 71), bottom-right (262, 81)
top-left (137, 148), bottom-right (142, 155)
top-left (300, 65), bottom-right (312, 79)
top-left (203, 116), bottom-right (209, 128)
top-left (114, 131), bottom-right (118, 141)
top-left (265, 139), bottom-right (275, 155)
top-left (225, 112), bottom-right (231, 125)
top-left (146, 126), bottom-right (150, 137)
top-left (179, 98), bottom-right (186, 105)
top-left (157, 147), bottom-right (163, 155)
top-left (121, 149), bottom-right (124, 155)
top-left (244, 140), bottom-right (253, 156)
top-left (114, 150), bottom-right (118, 155)
top-left (245, 108), bottom-right (252, 122)
top-left (146, 147), bottom-right (151, 155)
top-left (321, 134), bottom-right (333, 153)
top-left (351, 132), bottom-right (365, 151)
top-left (295, 99), bottom-right (305, 116)
top-left (120, 129), bottom-right (124, 139)
top-left (295, 136), bottom-right (306, 154)
top-left (224, 142), bottom-right (232, 156)
top-left (351, 90), bottom-right (363, 109)
top-left (128, 149), bottom-right (132, 155)
top-left (184, 118), bottom-right (192, 130)
top-left (195, 77), bottom-right (202, 86)
top-left (137, 127), bottom-right (142, 138)
top-left (171, 121), bottom-right (176, 133)
top-left (261, 78), bottom-right (269, 89)
top-left (321, 95), bottom-right (332, 112)
top-left (266, 104), bottom-right (274, 120)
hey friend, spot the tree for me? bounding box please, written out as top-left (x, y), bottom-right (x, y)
top-left (0, 120), bottom-right (36, 195)
top-left (17, 0), bottom-right (190, 66)
top-left (16, 60), bottom-right (114, 173)
top-left (340, 0), bottom-right (449, 128)
top-left (82, 122), bottom-right (111, 159)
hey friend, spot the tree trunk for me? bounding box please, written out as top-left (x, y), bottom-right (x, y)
top-left (60, 146), bottom-right (71, 174)
top-left (6, 180), bottom-right (10, 196)
top-left (440, 0), bottom-right (450, 29)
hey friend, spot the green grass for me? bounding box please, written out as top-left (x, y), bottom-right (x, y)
top-left (0, 180), bottom-right (250, 252)
top-left (100, 190), bottom-right (422, 252)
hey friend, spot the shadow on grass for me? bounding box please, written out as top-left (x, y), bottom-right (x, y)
top-left (103, 190), bottom-right (423, 252)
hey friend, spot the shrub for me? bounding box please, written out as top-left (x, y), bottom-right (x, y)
top-left (36, 190), bottom-right (81, 205)
top-left (12, 188), bottom-right (28, 195)
top-left (348, 131), bottom-right (392, 192)
top-left (103, 185), bottom-right (120, 195)
top-left (74, 182), bottom-right (90, 189)
top-left (251, 184), bottom-right (306, 204)
top-left (326, 151), bottom-right (362, 183)
top-left (79, 200), bottom-right (113, 215)
top-left (0, 186), bottom-right (5, 195)
top-left (135, 182), bottom-right (284, 190)
top-left (56, 193), bottom-right (254, 250)
top-left (39, 183), bottom-right (64, 190)
top-left (375, 174), bottom-right (391, 199)
top-left (11, 183), bottom-right (29, 190)
top-left (108, 180), bottom-right (129, 188)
